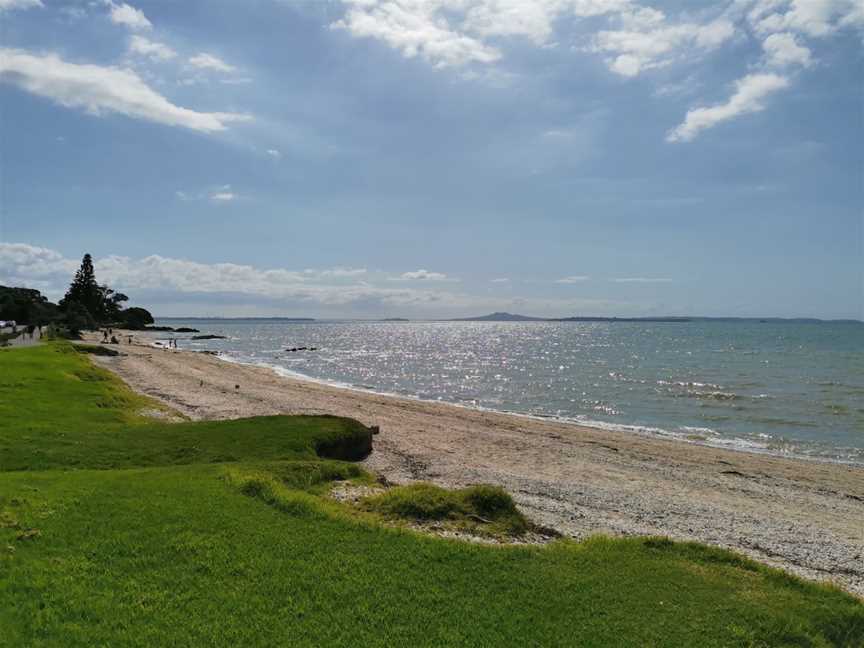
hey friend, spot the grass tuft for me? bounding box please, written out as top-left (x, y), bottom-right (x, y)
top-left (362, 482), bottom-right (530, 537)
top-left (225, 467), bottom-right (328, 519)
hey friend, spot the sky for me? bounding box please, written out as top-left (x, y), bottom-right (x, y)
top-left (0, 0), bottom-right (861, 320)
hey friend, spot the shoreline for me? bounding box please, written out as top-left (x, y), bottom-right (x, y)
top-left (217, 352), bottom-right (863, 468)
top-left (83, 333), bottom-right (864, 596)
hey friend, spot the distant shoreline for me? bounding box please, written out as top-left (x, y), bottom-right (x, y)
top-left (154, 315), bottom-right (864, 324)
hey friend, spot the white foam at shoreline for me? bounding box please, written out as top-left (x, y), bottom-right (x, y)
top-left (214, 351), bottom-right (863, 467)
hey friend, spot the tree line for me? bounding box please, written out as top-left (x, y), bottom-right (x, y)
top-left (0, 253), bottom-right (154, 335)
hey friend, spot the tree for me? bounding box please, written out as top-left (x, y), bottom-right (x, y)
top-left (99, 287), bottom-right (129, 323)
top-left (61, 254), bottom-right (102, 320)
top-left (63, 300), bottom-right (97, 335)
top-left (0, 286), bottom-right (59, 325)
top-left (122, 307), bottom-right (154, 329)
top-left (59, 253), bottom-right (133, 326)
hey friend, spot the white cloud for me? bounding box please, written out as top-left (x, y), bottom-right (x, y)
top-left (128, 35), bottom-right (177, 62)
top-left (333, 1), bottom-right (501, 68)
top-left (189, 53), bottom-right (236, 73)
top-left (0, 243), bottom-right (478, 311)
top-left (0, 0), bottom-right (42, 11)
top-left (612, 277), bottom-right (673, 283)
top-left (305, 267), bottom-right (368, 278)
top-left (393, 269), bottom-right (454, 281)
top-left (462, 0), bottom-right (631, 43)
top-left (555, 275), bottom-right (590, 284)
top-left (332, 0), bottom-right (647, 68)
top-left (0, 48), bottom-right (252, 133)
top-left (333, 1), bottom-right (736, 72)
top-left (108, 2), bottom-right (151, 31)
top-left (490, 277), bottom-right (510, 283)
top-left (176, 185), bottom-right (242, 202)
top-left (666, 73), bottom-right (789, 143)
top-left (592, 14), bottom-right (735, 77)
top-left (333, 0), bottom-right (642, 69)
top-left (747, 0), bottom-right (864, 37)
top-left (0, 242), bottom-right (76, 287)
top-left (327, 0), bottom-right (861, 141)
top-left (266, 149), bottom-right (282, 159)
top-left (762, 32), bottom-right (813, 67)
top-left (208, 184), bottom-right (237, 202)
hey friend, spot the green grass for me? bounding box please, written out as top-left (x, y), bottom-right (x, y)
top-left (361, 482), bottom-right (530, 537)
top-left (1, 343), bottom-right (862, 647)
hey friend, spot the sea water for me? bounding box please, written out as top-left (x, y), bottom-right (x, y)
top-left (157, 319), bottom-right (864, 464)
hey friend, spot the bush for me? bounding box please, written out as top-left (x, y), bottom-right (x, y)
top-left (122, 307), bottom-right (154, 329)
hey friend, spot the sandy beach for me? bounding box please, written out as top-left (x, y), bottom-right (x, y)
top-left (83, 333), bottom-right (864, 596)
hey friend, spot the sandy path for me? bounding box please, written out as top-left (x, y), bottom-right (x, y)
top-left (84, 335), bottom-right (864, 595)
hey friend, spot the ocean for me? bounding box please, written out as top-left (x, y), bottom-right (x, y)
top-left (156, 319), bottom-right (864, 464)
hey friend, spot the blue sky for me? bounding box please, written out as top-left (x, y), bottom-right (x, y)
top-left (0, 0), bottom-right (861, 319)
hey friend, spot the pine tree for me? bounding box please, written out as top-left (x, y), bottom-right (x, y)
top-left (61, 253), bottom-right (102, 321)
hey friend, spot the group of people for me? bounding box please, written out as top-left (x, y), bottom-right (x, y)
top-left (101, 328), bottom-right (134, 345)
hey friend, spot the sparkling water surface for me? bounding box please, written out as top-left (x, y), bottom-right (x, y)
top-left (157, 319), bottom-right (864, 463)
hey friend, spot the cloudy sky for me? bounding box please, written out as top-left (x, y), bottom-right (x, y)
top-left (0, 0), bottom-right (861, 319)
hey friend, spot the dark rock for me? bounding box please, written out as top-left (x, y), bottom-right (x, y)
top-left (174, 327), bottom-right (201, 333)
top-left (192, 334), bottom-right (227, 340)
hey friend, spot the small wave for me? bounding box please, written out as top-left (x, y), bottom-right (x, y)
top-left (679, 426), bottom-right (718, 436)
top-left (669, 390), bottom-right (743, 401)
top-left (657, 380), bottom-right (723, 389)
top-left (706, 436), bottom-right (769, 450)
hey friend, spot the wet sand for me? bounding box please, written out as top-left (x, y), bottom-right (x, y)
top-left (83, 334), bottom-right (864, 595)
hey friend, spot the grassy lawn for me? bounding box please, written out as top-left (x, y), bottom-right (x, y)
top-left (1, 343), bottom-right (862, 646)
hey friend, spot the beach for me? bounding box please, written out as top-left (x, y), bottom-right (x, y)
top-left (84, 333), bottom-right (864, 595)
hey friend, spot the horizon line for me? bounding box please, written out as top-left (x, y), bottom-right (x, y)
top-left (153, 315), bottom-right (864, 324)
